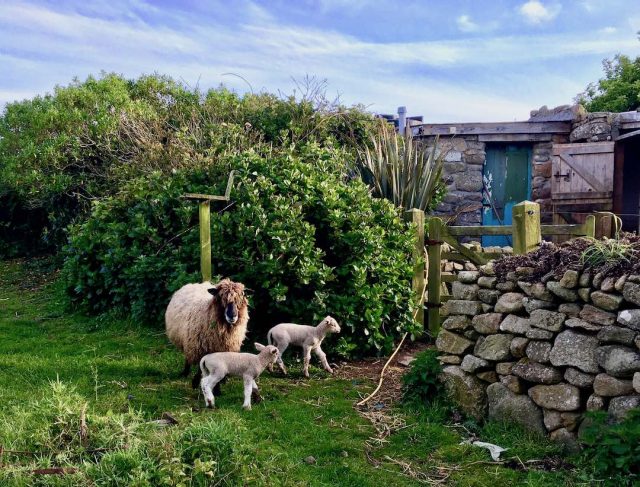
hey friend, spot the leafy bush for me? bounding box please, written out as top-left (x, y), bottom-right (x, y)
top-left (63, 143), bottom-right (420, 356)
top-left (579, 409), bottom-right (640, 482)
top-left (402, 349), bottom-right (444, 404)
top-left (577, 54), bottom-right (640, 112)
top-left (0, 73), bottom-right (374, 255)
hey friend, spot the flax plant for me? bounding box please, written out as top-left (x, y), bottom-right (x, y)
top-left (358, 121), bottom-right (444, 212)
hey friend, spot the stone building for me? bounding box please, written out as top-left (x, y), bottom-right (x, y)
top-left (414, 105), bottom-right (640, 244)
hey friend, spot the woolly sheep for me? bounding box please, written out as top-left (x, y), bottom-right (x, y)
top-left (165, 278), bottom-right (249, 388)
top-left (267, 316), bottom-right (340, 377)
top-left (199, 343), bottom-right (279, 410)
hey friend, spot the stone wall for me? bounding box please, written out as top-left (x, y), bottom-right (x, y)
top-left (423, 136), bottom-right (485, 226)
top-left (570, 112), bottom-right (617, 142)
top-left (436, 263), bottom-right (640, 448)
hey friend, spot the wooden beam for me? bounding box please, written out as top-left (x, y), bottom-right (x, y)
top-left (541, 224), bottom-right (590, 236)
top-left (478, 134), bottom-right (552, 142)
top-left (614, 141), bottom-right (625, 215)
top-left (183, 193), bottom-right (229, 202)
top-left (552, 142), bottom-right (615, 155)
top-left (447, 225), bottom-right (512, 236)
top-left (405, 209), bottom-right (425, 330)
top-left (442, 251), bottom-right (506, 261)
top-left (551, 192), bottom-right (612, 201)
top-left (615, 129), bottom-right (640, 141)
top-left (426, 217), bottom-right (442, 337)
top-left (418, 121), bottom-right (571, 136)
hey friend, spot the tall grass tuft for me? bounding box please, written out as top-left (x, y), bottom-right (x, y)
top-left (580, 237), bottom-right (635, 268)
top-left (358, 121), bottom-right (445, 212)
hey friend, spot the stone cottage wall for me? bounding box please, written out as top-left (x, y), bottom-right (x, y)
top-left (436, 263), bottom-right (640, 447)
top-left (420, 136), bottom-right (485, 226)
top-left (570, 112), bottom-right (617, 142)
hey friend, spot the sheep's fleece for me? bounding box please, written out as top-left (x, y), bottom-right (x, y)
top-left (165, 279), bottom-right (249, 367)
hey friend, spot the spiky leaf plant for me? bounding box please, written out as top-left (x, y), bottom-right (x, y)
top-left (358, 121), bottom-right (445, 212)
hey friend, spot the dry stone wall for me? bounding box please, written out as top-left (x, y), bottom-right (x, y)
top-left (436, 263), bottom-right (640, 447)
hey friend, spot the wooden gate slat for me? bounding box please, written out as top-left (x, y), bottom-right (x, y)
top-left (556, 151), bottom-right (607, 193)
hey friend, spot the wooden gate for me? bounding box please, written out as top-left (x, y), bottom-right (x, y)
top-left (551, 142), bottom-right (614, 227)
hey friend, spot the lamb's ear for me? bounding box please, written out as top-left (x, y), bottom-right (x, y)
top-left (254, 342), bottom-right (265, 352)
top-left (270, 348), bottom-right (278, 355)
top-left (207, 286), bottom-right (219, 297)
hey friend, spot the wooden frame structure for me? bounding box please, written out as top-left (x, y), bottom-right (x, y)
top-left (407, 201), bottom-right (602, 338)
top-left (182, 171), bottom-right (235, 282)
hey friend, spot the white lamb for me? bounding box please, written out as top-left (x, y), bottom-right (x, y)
top-left (199, 343), bottom-right (278, 410)
top-left (267, 316), bottom-right (341, 377)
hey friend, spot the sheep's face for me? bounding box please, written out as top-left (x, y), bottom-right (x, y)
top-left (323, 316), bottom-right (341, 334)
top-left (208, 279), bottom-right (248, 327)
top-left (255, 343), bottom-right (279, 364)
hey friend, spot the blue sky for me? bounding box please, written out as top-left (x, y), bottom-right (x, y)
top-left (1, 0), bottom-right (639, 122)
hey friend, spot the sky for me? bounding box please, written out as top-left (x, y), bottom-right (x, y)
top-left (1, 0), bottom-right (639, 122)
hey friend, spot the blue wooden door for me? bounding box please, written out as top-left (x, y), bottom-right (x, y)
top-left (482, 145), bottom-right (531, 247)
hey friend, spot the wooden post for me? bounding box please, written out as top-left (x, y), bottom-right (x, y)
top-left (512, 201), bottom-right (541, 255)
top-left (583, 214), bottom-right (596, 239)
top-left (199, 201), bottom-right (212, 282)
top-left (594, 212), bottom-right (613, 239)
top-left (427, 217), bottom-right (442, 338)
top-left (405, 209), bottom-right (425, 330)
top-left (182, 171), bottom-right (235, 283)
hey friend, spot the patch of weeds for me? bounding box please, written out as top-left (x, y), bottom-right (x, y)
top-left (401, 348), bottom-right (444, 406)
top-left (578, 409), bottom-right (640, 485)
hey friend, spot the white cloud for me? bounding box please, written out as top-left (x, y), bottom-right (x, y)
top-left (1, 1), bottom-right (638, 121)
top-left (599, 26), bottom-right (617, 34)
top-left (519, 1), bottom-right (561, 25)
top-left (456, 14), bottom-right (479, 33)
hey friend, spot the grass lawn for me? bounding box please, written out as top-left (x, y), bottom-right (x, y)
top-left (0, 258), bottom-right (592, 486)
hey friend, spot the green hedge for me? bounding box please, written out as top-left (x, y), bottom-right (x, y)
top-left (63, 144), bottom-right (420, 356)
top-left (0, 73), bottom-right (373, 255)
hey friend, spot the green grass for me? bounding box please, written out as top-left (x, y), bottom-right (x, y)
top-left (0, 258), bottom-right (592, 486)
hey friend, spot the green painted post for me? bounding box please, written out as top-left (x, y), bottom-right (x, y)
top-left (405, 209), bottom-right (425, 330)
top-left (584, 215), bottom-right (596, 239)
top-left (199, 201), bottom-right (212, 282)
top-left (183, 171), bottom-right (235, 283)
top-left (512, 201), bottom-right (541, 255)
top-left (427, 217), bottom-right (442, 338)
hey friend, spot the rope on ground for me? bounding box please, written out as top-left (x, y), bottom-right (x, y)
top-left (356, 276), bottom-right (429, 407)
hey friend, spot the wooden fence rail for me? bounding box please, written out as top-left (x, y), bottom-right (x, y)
top-left (407, 200), bottom-right (603, 338)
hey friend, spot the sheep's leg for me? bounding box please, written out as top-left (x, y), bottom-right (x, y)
top-left (180, 359), bottom-right (191, 377)
top-left (210, 376), bottom-right (227, 397)
top-left (242, 377), bottom-right (254, 410)
top-left (302, 345), bottom-right (312, 378)
top-left (201, 374), bottom-right (222, 408)
top-left (314, 346), bottom-right (333, 374)
top-left (275, 341), bottom-right (289, 375)
top-left (251, 379), bottom-right (262, 403)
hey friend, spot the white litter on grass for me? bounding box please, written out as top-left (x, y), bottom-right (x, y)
top-left (460, 440), bottom-right (508, 461)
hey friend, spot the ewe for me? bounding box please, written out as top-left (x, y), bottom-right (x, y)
top-left (165, 278), bottom-right (249, 388)
top-left (199, 343), bottom-right (279, 410)
top-left (267, 316), bottom-right (340, 377)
